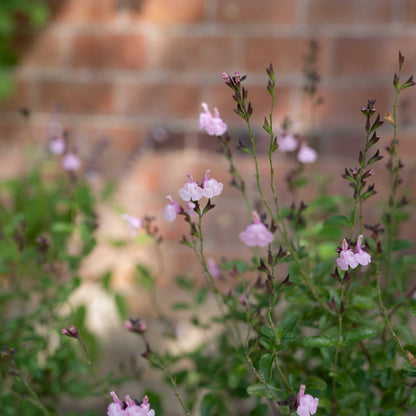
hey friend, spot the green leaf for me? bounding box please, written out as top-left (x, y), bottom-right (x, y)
top-left (259, 337), bottom-right (274, 350)
top-left (101, 271), bottom-right (112, 292)
top-left (135, 264), bottom-right (154, 289)
top-left (171, 302), bottom-right (190, 310)
top-left (196, 287), bottom-right (207, 304)
top-left (259, 353), bottom-right (274, 382)
top-left (302, 336), bottom-right (334, 347)
top-left (345, 328), bottom-right (377, 344)
top-left (352, 295), bottom-right (378, 309)
top-left (279, 311), bottom-right (301, 340)
top-left (304, 376), bottom-right (327, 390)
top-left (407, 387), bottom-right (416, 407)
top-left (391, 239), bottom-right (413, 251)
top-left (52, 222), bottom-right (73, 234)
top-left (200, 393), bottom-right (216, 416)
top-left (174, 276), bottom-right (194, 290)
top-left (409, 306), bottom-right (416, 317)
top-left (246, 383), bottom-right (280, 400)
top-left (221, 259), bottom-right (249, 273)
top-left (260, 326), bottom-right (276, 340)
top-left (324, 215), bottom-right (349, 227)
top-left (114, 293), bottom-right (128, 319)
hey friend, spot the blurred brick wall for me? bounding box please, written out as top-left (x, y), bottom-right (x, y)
top-left (1, 0), bottom-right (416, 290)
top-left (1, 0), bottom-right (416, 163)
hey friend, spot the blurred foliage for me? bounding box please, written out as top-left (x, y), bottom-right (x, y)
top-left (0, 0), bottom-right (49, 100)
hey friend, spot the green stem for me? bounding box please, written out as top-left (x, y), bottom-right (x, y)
top-left (385, 70), bottom-right (402, 276)
top-left (149, 352), bottom-right (191, 416)
top-left (332, 283), bottom-right (345, 415)
top-left (375, 263), bottom-right (406, 357)
top-left (349, 130), bottom-right (371, 238)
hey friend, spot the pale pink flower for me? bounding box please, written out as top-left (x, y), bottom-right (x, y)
top-left (297, 385), bottom-right (319, 416)
top-left (121, 213), bottom-right (143, 237)
top-left (201, 169), bottom-right (223, 198)
top-left (239, 211), bottom-right (274, 247)
top-left (277, 132), bottom-right (298, 152)
top-left (354, 234), bottom-right (371, 266)
top-left (207, 257), bottom-right (221, 279)
top-left (199, 102), bottom-right (228, 136)
top-left (179, 173), bottom-right (203, 202)
top-left (336, 239), bottom-right (359, 271)
top-left (184, 201), bottom-right (198, 218)
top-left (163, 195), bottom-right (182, 222)
top-left (62, 153), bottom-right (81, 171)
top-left (107, 391), bottom-right (124, 416)
top-left (49, 137), bottom-right (66, 155)
top-left (125, 395), bottom-right (155, 416)
top-left (297, 143), bottom-right (317, 164)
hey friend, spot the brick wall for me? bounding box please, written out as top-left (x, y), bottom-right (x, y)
top-left (1, 0), bottom-right (416, 288)
top-left (1, 0), bottom-right (415, 160)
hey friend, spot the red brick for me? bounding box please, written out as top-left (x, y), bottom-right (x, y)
top-left (0, 79), bottom-right (31, 111)
top-left (116, 83), bottom-right (199, 118)
top-left (151, 37), bottom-right (236, 72)
top-left (15, 33), bottom-right (65, 68)
top-left (217, 0), bottom-right (295, 23)
top-left (334, 38), bottom-right (416, 75)
top-left (306, 0), bottom-right (393, 24)
top-left (48, 0), bottom-right (117, 22)
top-left (311, 85), bottom-right (390, 127)
top-left (40, 81), bottom-right (113, 114)
top-left (130, 0), bottom-right (204, 23)
top-left (244, 37), bottom-right (332, 76)
top-left (404, 0), bottom-right (416, 22)
top-left (71, 34), bottom-right (146, 70)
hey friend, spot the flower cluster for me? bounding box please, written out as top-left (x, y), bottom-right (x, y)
top-left (277, 132), bottom-right (317, 164)
top-left (163, 170), bottom-right (223, 222)
top-left (297, 385), bottom-right (319, 416)
top-left (107, 392), bottom-right (155, 416)
top-left (336, 235), bottom-right (371, 271)
top-left (239, 211), bottom-right (274, 247)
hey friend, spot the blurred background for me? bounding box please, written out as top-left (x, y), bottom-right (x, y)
top-left (1, 1), bottom-right (416, 412)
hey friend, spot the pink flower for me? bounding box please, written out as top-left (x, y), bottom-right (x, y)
top-left (199, 102), bottom-right (228, 136)
top-left (297, 385), bottom-right (319, 416)
top-left (184, 201), bottom-right (198, 218)
top-left (207, 257), bottom-right (222, 279)
top-left (125, 395), bottom-right (155, 416)
top-left (49, 137), bottom-right (66, 155)
top-left (179, 173), bottom-right (203, 202)
top-left (297, 143), bottom-right (317, 164)
top-left (61, 325), bottom-right (79, 339)
top-left (121, 214), bottom-right (143, 237)
top-left (163, 196), bottom-right (182, 222)
top-left (239, 211), bottom-right (274, 247)
top-left (277, 132), bottom-right (298, 152)
top-left (124, 318), bottom-right (147, 334)
top-left (163, 195), bottom-right (182, 222)
top-left (354, 234), bottom-right (371, 266)
top-left (336, 239), bottom-right (359, 271)
top-left (107, 391), bottom-right (125, 416)
top-left (201, 170), bottom-right (223, 198)
top-left (62, 153), bottom-right (81, 171)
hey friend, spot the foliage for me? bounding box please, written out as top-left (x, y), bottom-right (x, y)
top-left (0, 0), bottom-right (49, 99)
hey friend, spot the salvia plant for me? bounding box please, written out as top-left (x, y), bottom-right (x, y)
top-left (2, 51), bottom-right (416, 416)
